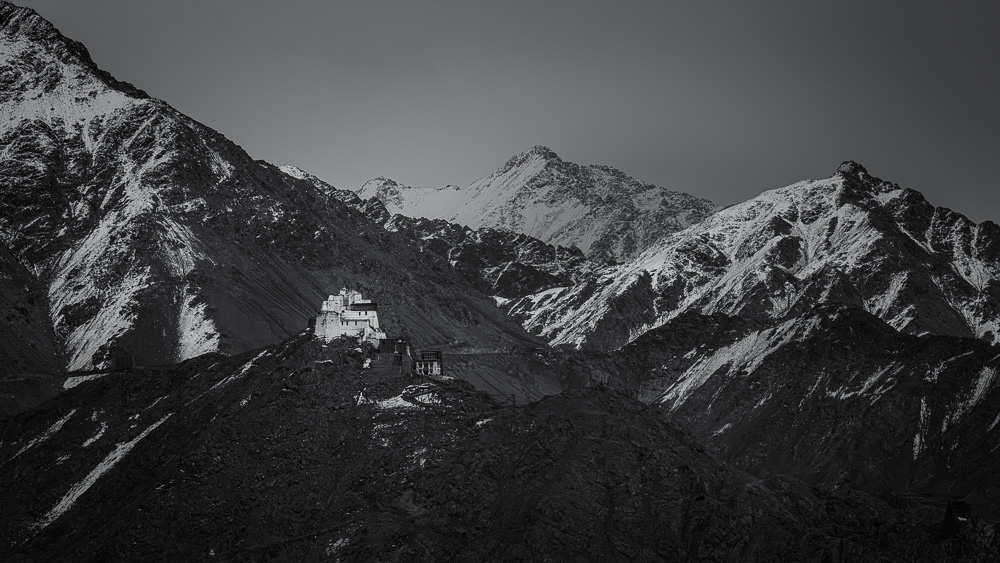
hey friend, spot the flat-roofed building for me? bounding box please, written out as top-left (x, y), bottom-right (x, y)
top-left (315, 288), bottom-right (387, 345)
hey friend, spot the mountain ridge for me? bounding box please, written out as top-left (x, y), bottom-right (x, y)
top-left (356, 144), bottom-right (717, 262)
top-left (506, 161), bottom-right (1000, 350)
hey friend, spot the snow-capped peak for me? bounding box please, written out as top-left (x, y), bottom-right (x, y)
top-left (505, 162), bottom-right (1000, 350)
top-left (358, 145), bottom-right (716, 262)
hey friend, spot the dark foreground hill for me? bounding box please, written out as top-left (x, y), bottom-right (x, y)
top-left (583, 305), bottom-right (1000, 517)
top-left (1, 335), bottom-right (996, 561)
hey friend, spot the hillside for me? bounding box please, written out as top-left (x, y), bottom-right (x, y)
top-left (583, 305), bottom-right (1000, 514)
top-left (1, 334), bottom-right (994, 561)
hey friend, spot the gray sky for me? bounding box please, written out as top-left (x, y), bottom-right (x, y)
top-left (16, 0), bottom-right (1000, 223)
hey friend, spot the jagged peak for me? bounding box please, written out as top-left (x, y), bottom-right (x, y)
top-left (493, 145), bottom-right (562, 176)
top-left (836, 160), bottom-right (869, 178)
top-left (363, 176), bottom-right (400, 188)
top-left (831, 160), bottom-right (902, 199)
top-left (0, 1), bottom-right (149, 99)
top-left (0, 2), bottom-right (46, 29)
top-left (524, 145), bottom-right (560, 160)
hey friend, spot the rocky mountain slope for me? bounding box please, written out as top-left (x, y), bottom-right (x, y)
top-left (0, 3), bottom-right (540, 373)
top-left (0, 240), bottom-right (60, 376)
top-left (364, 200), bottom-right (591, 299)
top-left (357, 145), bottom-right (717, 262)
top-left (2, 334), bottom-right (995, 561)
top-left (509, 162), bottom-right (1000, 351)
top-left (286, 164), bottom-right (592, 300)
top-left (582, 305), bottom-right (1000, 515)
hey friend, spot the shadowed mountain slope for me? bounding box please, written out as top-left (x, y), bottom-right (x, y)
top-left (581, 305), bottom-right (1000, 516)
top-left (1, 334), bottom-right (995, 561)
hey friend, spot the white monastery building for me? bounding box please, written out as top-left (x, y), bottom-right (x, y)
top-left (315, 288), bottom-right (387, 344)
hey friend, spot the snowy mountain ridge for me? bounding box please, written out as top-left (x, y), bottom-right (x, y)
top-left (0, 3), bottom-right (225, 369)
top-left (281, 162), bottom-right (595, 301)
top-left (0, 2), bottom-right (540, 373)
top-left (507, 161), bottom-right (1000, 351)
top-left (356, 145), bottom-right (717, 262)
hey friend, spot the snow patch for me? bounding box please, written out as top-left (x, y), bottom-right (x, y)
top-left (10, 409), bottom-right (77, 462)
top-left (34, 413), bottom-right (172, 530)
top-left (949, 366), bottom-right (997, 425)
top-left (64, 373), bottom-right (108, 390)
top-left (211, 350), bottom-right (270, 390)
top-left (176, 286), bottom-right (220, 361)
top-left (81, 421), bottom-right (107, 448)
top-left (712, 422), bottom-right (732, 437)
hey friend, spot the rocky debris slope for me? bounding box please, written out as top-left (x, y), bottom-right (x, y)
top-left (0, 3), bottom-right (541, 372)
top-left (357, 145), bottom-right (717, 262)
top-left (590, 305), bottom-right (1000, 516)
top-left (510, 162), bottom-right (1000, 351)
top-left (1, 334), bottom-right (995, 562)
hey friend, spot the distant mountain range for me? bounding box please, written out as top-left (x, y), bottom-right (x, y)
top-left (504, 161), bottom-right (1000, 351)
top-left (357, 145), bottom-right (717, 263)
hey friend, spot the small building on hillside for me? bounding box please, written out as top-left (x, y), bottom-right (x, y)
top-left (365, 338), bottom-right (414, 380)
top-left (415, 350), bottom-right (443, 377)
top-left (315, 288), bottom-right (387, 345)
top-left (112, 354), bottom-right (136, 373)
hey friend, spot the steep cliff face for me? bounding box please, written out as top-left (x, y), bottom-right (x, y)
top-left (0, 3), bottom-right (541, 371)
top-left (2, 335), bottom-right (993, 561)
top-left (510, 162), bottom-right (1000, 351)
top-left (357, 145), bottom-right (717, 262)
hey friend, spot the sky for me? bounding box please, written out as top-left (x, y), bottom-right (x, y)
top-left (16, 0), bottom-right (1000, 223)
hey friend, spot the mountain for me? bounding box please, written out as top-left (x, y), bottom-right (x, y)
top-left (509, 162), bottom-right (1000, 351)
top-left (2, 334), bottom-right (994, 561)
top-left (357, 145), bottom-right (717, 262)
top-left (0, 2), bottom-right (541, 373)
top-left (364, 203), bottom-right (591, 299)
top-left (586, 305), bottom-right (1000, 514)
top-left (288, 164), bottom-right (592, 300)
